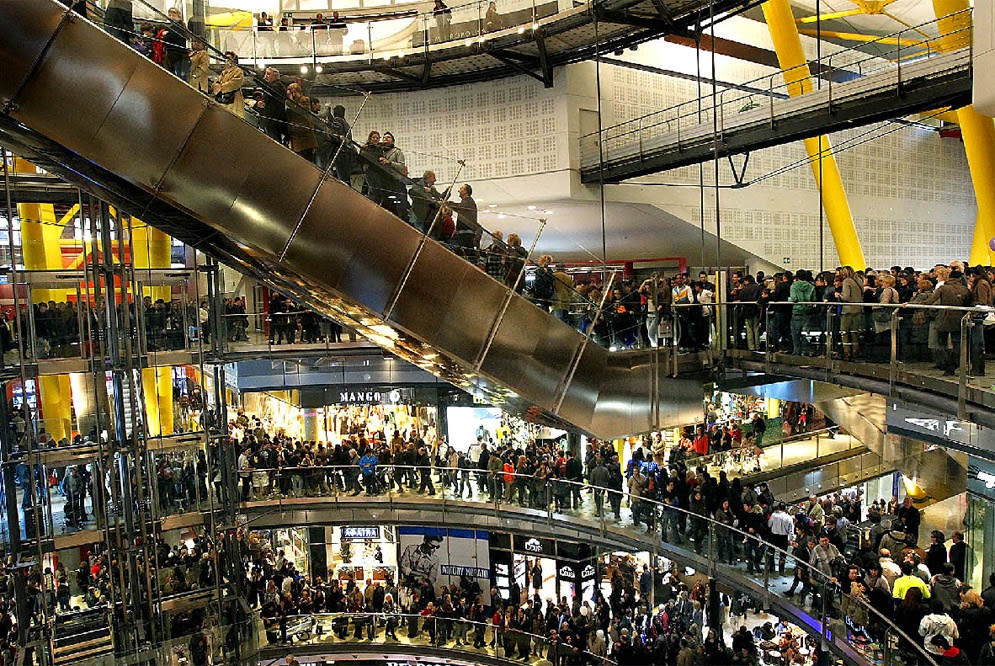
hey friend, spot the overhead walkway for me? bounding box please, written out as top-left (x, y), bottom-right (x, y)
top-left (579, 12), bottom-right (973, 182)
top-left (194, 0), bottom-right (761, 92)
top-left (0, 0), bottom-right (707, 441)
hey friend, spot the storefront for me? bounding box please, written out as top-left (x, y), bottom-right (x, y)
top-left (236, 386), bottom-right (439, 444)
top-left (326, 526), bottom-right (398, 585)
top-left (489, 534), bottom-right (596, 605)
top-left (443, 391), bottom-right (559, 452)
top-left (249, 526), bottom-right (310, 575)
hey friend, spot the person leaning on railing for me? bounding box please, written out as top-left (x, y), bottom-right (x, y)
top-left (923, 268), bottom-right (970, 375)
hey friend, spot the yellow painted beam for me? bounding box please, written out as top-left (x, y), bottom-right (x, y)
top-left (763, 0), bottom-right (867, 269)
top-left (933, 0), bottom-right (995, 263)
top-left (796, 8), bottom-right (865, 23)
top-left (970, 213), bottom-right (989, 265)
top-left (12, 159), bottom-right (74, 442)
top-left (797, 28), bottom-right (931, 49)
top-left (131, 220), bottom-right (172, 302)
top-left (57, 204), bottom-right (80, 229)
top-left (142, 366), bottom-right (174, 438)
top-left (933, 0), bottom-right (972, 51)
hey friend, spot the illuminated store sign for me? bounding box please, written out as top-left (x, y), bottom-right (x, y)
top-left (341, 527), bottom-right (381, 540)
top-left (336, 388), bottom-right (406, 405)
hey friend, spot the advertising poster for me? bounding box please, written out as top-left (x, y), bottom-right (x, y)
top-left (397, 526), bottom-right (490, 587)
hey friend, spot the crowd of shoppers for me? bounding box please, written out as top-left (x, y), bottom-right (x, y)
top-left (726, 262), bottom-right (993, 375)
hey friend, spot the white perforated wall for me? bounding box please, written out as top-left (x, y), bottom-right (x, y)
top-left (324, 29), bottom-right (977, 271)
top-left (592, 55), bottom-right (976, 270)
top-left (325, 76), bottom-right (565, 188)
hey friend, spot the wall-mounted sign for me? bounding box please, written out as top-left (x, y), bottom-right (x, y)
top-left (336, 387), bottom-right (407, 405)
top-left (522, 538), bottom-right (543, 553)
top-left (559, 565), bottom-right (576, 580)
top-left (341, 527), bottom-right (381, 540)
top-left (581, 564), bottom-right (596, 580)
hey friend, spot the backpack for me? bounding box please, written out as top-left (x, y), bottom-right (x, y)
top-left (438, 210), bottom-right (455, 240)
top-left (532, 267), bottom-right (555, 301)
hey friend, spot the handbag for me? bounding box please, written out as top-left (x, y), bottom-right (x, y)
top-left (215, 90), bottom-right (236, 105)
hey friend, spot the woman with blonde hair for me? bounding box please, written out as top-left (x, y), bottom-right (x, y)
top-left (212, 51), bottom-right (244, 117)
top-left (188, 40), bottom-right (210, 93)
top-left (956, 588), bottom-right (993, 663)
top-left (505, 234), bottom-right (526, 291)
top-left (872, 273), bottom-right (899, 361)
top-left (286, 82), bottom-right (318, 163)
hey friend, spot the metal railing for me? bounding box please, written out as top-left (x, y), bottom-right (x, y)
top-left (204, 0), bottom-right (566, 66)
top-left (230, 463), bottom-right (937, 666)
top-left (579, 8), bottom-right (974, 169)
top-left (259, 612), bottom-right (612, 665)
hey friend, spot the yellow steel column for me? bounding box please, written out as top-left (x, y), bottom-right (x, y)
top-left (14, 158), bottom-right (73, 443)
top-left (970, 214), bottom-right (990, 265)
top-left (934, 0), bottom-right (995, 263)
top-left (762, 0), bottom-right (867, 269)
top-left (132, 220), bottom-right (174, 437)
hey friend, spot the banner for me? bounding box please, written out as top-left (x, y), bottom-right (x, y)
top-left (397, 526), bottom-right (490, 587)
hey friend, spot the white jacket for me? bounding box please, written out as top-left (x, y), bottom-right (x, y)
top-left (919, 613), bottom-right (959, 655)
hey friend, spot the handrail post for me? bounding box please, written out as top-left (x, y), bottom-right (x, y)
top-left (889, 308), bottom-right (900, 394)
top-left (827, 54), bottom-right (833, 110)
top-left (677, 109), bottom-right (682, 151)
top-left (764, 308), bottom-right (772, 374)
top-left (897, 33), bottom-right (902, 94)
top-left (768, 75), bottom-right (775, 129)
top-left (958, 314), bottom-right (970, 419)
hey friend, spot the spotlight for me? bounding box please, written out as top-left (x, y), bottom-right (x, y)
top-left (300, 65), bottom-right (308, 74)
top-left (518, 25), bottom-right (526, 34)
top-left (315, 64), bottom-right (323, 73)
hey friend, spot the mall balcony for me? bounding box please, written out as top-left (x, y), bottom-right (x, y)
top-left (0, 2), bottom-right (992, 665)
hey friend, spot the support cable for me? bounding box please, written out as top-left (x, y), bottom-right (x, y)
top-left (710, 0), bottom-right (721, 269)
top-left (594, 11), bottom-right (609, 283)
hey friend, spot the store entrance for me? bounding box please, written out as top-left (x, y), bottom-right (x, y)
top-left (515, 555), bottom-right (555, 603)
